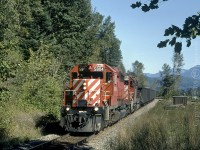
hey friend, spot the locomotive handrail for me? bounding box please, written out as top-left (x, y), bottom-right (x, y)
top-left (65, 89), bottom-right (76, 91)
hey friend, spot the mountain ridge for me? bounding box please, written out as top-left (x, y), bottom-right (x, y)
top-left (145, 65), bottom-right (200, 90)
top-left (145, 65), bottom-right (200, 78)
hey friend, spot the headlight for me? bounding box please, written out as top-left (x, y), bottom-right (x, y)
top-left (94, 106), bottom-right (99, 111)
top-left (66, 107), bottom-right (70, 111)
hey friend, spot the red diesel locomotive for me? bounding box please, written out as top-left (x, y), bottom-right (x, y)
top-left (60, 64), bottom-right (141, 132)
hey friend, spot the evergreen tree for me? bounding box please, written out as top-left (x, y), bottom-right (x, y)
top-left (41, 0), bottom-right (95, 71)
top-left (131, 60), bottom-right (147, 87)
top-left (118, 62), bottom-right (126, 74)
top-left (98, 16), bottom-right (122, 67)
top-left (0, 0), bottom-right (23, 85)
top-left (88, 12), bottom-right (104, 63)
top-left (18, 0), bottom-right (52, 59)
top-left (160, 64), bottom-right (174, 97)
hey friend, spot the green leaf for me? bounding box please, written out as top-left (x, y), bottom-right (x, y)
top-left (157, 39), bottom-right (169, 48)
top-left (151, 0), bottom-right (159, 5)
top-left (174, 42), bottom-right (182, 53)
top-left (141, 4), bottom-right (150, 12)
top-left (131, 2), bottom-right (142, 9)
top-left (186, 39), bottom-right (191, 47)
top-left (164, 27), bottom-right (174, 36)
top-left (169, 37), bottom-right (176, 46)
top-left (149, 4), bottom-right (159, 9)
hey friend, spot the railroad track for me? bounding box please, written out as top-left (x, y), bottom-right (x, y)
top-left (14, 133), bottom-right (93, 150)
top-left (12, 100), bottom-right (159, 150)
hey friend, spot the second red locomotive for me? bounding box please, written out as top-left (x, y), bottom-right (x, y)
top-left (60, 64), bottom-right (142, 132)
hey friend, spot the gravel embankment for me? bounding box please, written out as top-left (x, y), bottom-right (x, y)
top-left (84, 99), bottom-right (159, 150)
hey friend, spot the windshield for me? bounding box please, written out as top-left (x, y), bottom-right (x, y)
top-left (75, 72), bottom-right (103, 79)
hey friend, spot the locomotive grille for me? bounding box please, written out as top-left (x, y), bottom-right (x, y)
top-left (78, 100), bottom-right (87, 107)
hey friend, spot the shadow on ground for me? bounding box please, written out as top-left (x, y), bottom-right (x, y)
top-left (35, 113), bottom-right (66, 135)
top-left (0, 128), bottom-right (8, 149)
top-left (0, 129), bottom-right (30, 150)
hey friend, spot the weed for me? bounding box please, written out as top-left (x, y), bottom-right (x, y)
top-left (107, 99), bottom-right (200, 150)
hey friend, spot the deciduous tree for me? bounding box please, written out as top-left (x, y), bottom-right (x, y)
top-left (160, 63), bottom-right (174, 97)
top-left (172, 52), bottom-right (184, 92)
top-left (131, 0), bottom-right (200, 53)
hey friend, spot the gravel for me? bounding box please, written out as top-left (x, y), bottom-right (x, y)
top-left (38, 134), bottom-right (60, 141)
top-left (83, 99), bottom-right (159, 150)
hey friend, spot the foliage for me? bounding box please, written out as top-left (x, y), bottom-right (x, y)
top-left (131, 0), bottom-right (168, 12)
top-left (160, 52), bottom-right (184, 97)
top-left (118, 62), bottom-right (126, 74)
top-left (0, 0), bottom-right (126, 147)
top-left (97, 16), bottom-right (122, 67)
top-left (14, 47), bottom-right (62, 115)
top-left (0, 102), bottom-right (10, 145)
top-left (157, 14), bottom-right (200, 53)
top-left (128, 60), bottom-right (147, 87)
top-left (172, 52), bottom-right (184, 91)
top-left (0, 47), bottom-right (62, 147)
top-left (160, 64), bottom-right (174, 97)
top-left (41, 0), bottom-right (95, 70)
top-left (107, 100), bottom-right (200, 150)
top-left (131, 0), bottom-right (200, 53)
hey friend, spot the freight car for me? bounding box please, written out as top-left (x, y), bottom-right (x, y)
top-left (60, 64), bottom-right (155, 132)
top-left (137, 87), bottom-right (156, 106)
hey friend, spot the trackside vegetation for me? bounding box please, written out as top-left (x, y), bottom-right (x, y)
top-left (1, 0), bottom-right (199, 149)
top-left (0, 0), bottom-right (124, 148)
top-left (107, 99), bottom-right (200, 150)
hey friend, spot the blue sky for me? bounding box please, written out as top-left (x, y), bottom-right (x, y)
top-left (91, 0), bottom-right (200, 73)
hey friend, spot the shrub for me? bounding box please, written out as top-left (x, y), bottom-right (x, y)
top-left (13, 46), bottom-right (62, 116)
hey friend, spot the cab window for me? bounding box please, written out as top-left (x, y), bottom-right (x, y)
top-left (130, 81), bottom-right (134, 87)
top-left (124, 80), bottom-right (129, 85)
top-left (119, 72), bottom-right (124, 82)
top-left (72, 72), bottom-right (78, 79)
top-left (78, 72), bottom-right (103, 79)
top-left (106, 72), bottom-right (112, 82)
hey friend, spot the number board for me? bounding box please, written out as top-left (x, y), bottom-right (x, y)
top-left (94, 64), bottom-right (104, 72)
top-left (78, 64), bottom-right (104, 72)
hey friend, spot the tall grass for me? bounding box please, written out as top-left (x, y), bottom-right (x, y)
top-left (107, 100), bottom-right (200, 150)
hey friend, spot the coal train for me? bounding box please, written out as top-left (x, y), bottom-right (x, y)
top-left (60, 64), bottom-right (156, 132)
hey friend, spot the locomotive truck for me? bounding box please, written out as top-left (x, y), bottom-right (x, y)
top-left (60, 64), bottom-right (155, 132)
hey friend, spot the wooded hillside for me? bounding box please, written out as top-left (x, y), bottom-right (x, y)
top-left (0, 0), bottom-right (124, 146)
